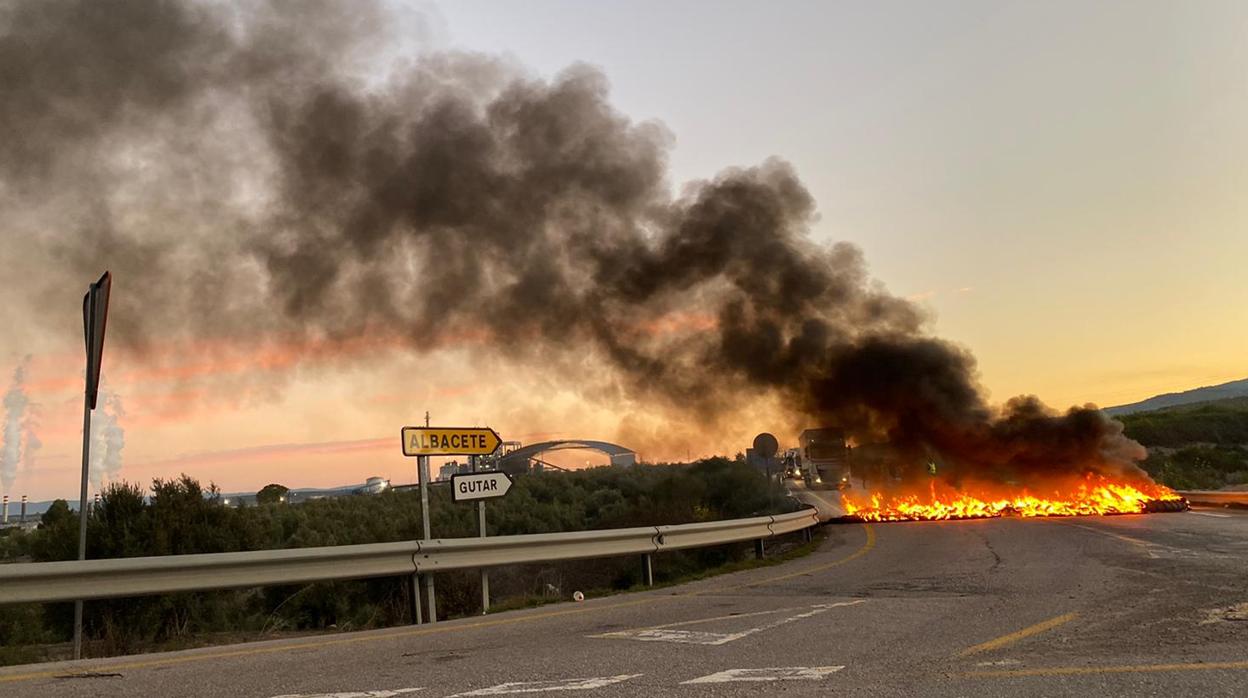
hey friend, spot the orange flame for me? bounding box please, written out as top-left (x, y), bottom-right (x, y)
top-left (841, 475), bottom-right (1182, 522)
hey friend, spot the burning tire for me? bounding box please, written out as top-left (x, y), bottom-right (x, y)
top-left (1143, 498), bottom-right (1189, 513)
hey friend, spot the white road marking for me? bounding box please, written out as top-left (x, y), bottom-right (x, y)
top-left (975, 659), bottom-right (1023, 667)
top-left (1191, 512), bottom-right (1231, 518)
top-left (603, 628), bottom-right (739, 645)
top-left (647, 605), bottom-right (803, 628)
top-left (271, 690), bottom-right (422, 698)
top-left (591, 601), bottom-right (864, 646)
top-left (682, 667), bottom-right (845, 684)
top-left (449, 675), bottom-right (642, 695)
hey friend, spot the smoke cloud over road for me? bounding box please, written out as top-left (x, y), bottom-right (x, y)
top-left (0, 0), bottom-right (1147, 483)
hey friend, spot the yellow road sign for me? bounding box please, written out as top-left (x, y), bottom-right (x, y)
top-left (401, 426), bottom-right (502, 457)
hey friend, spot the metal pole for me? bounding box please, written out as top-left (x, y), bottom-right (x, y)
top-left (767, 457), bottom-right (776, 511)
top-left (420, 455), bottom-right (431, 541)
top-left (419, 453), bottom-right (436, 623)
top-left (74, 392), bottom-right (92, 660)
top-left (642, 553), bottom-right (654, 586)
top-left (754, 538), bottom-right (766, 560)
top-left (478, 501), bottom-right (489, 613)
top-left (474, 455), bottom-right (489, 614)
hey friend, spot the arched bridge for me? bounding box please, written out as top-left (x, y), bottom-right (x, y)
top-left (498, 440), bottom-right (637, 475)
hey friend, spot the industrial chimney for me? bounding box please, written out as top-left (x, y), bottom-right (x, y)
top-left (20, 495), bottom-right (27, 523)
top-left (2, 494), bottom-right (7, 524)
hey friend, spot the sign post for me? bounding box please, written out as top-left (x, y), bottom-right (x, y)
top-left (450, 464), bottom-right (512, 614)
top-left (752, 432), bottom-right (779, 560)
top-left (76, 271), bottom-right (111, 660)
top-left (420, 453), bottom-right (435, 623)
top-left (401, 425), bottom-right (503, 623)
top-left (471, 456), bottom-right (489, 613)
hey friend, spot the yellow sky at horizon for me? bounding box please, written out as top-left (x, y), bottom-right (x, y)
top-left (3, 318), bottom-right (1243, 502)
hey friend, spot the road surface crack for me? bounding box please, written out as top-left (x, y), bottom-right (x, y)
top-left (970, 529), bottom-right (1002, 572)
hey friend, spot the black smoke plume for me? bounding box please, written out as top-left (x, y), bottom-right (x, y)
top-left (0, 0), bottom-right (1148, 482)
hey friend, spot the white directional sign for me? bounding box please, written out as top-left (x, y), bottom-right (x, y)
top-left (451, 471), bottom-right (513, 502)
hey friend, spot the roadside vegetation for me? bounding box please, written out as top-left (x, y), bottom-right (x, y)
top-left (0, 457), bottom-right (799, 665)
top-left (1119, 398), bottom-right (1248, 490)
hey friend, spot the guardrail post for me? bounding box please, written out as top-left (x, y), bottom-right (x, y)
top-left (754, 538), bottom-right (765, 560)
top-left (641, 553), bottom-right (654, 586)
top-left (425, 573), bottom-right (437, 623)
top-left (408, 573), bottom-right (423, 624)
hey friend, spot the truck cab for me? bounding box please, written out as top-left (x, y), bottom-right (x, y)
top-left (798, 428), bottom-right (850, 489)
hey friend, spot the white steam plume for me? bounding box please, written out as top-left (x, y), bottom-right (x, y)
top-left (1, 357), bottom-right (39, 496)
top-left (89, 392), bottom-right (126, 491)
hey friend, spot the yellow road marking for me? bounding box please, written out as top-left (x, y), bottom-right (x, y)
top-left (725, 523), bottom-right (875, 588)
top-left (1067, 523), bottom-right (1155, 548)
top-left (956, 612), bottom-right (1079, 657)
top-left (0, 524), bottom-right (876, 685)
top-left (964, 659), bottom-right (1248, 678)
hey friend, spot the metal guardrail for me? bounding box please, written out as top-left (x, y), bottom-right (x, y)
top-left (0, 509), bottom-right (819, 605)
top-left (1176, 490), bottom-right (1248, 506)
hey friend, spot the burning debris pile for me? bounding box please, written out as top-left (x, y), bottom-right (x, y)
top-left (841, 476), bottom-right (1184, 523)
top-left (0, 0), bottom-right (1174, 513)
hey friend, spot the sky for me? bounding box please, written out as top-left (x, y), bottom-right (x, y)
top-left (1, 0), bottom-right (1245, 501)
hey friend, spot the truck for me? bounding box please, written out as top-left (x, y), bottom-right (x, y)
top-left (798, 428), bottom-right (850, 490)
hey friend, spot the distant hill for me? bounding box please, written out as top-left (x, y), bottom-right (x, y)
top-left (1118, 396), bottom-right (1248, 490)
top-left (5, 479), bottom-right (386, 521)
top-left (1105, 377), bottom-right (1248, 416)
top-left (1119, 396), bottom-right (1248, 448)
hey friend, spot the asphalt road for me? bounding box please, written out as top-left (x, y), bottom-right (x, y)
top-left (3, 506), bottom-right (1247, 697)
top-left (788, 480), bottom-right (846, 520)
